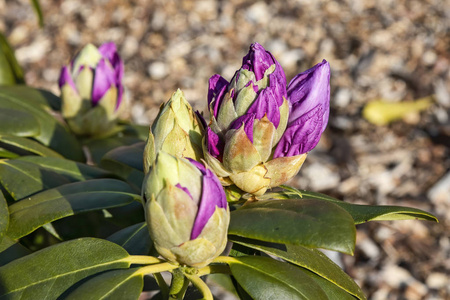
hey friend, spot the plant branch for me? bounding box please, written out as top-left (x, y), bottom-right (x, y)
top-left (185, 274), bottom-right (213, 300)
top-left (136, 262), bottom-right (179, 275)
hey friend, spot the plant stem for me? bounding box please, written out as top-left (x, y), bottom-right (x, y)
top-left (212, 256), bottom-right (238, 264)
top-left (184, 274), bottom-right (213, 300)
top-left (197, 264), bottom-right (231, 276)
top-left (125, 255), bottom-right (164, 265)
top-left (154, 272), bottom-right (170, 299)
top-left (135, 262), bottom-right (179, 275)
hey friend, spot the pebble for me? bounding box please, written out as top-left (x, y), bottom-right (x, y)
top-left (148, 61), bottom-right (168, 80)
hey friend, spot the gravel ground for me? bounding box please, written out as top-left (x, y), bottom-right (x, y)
top-left (1, 0), bottom-right (449, 299)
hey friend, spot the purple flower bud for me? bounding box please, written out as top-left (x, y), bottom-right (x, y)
top-left (274, 60), bottom-right (330, 158)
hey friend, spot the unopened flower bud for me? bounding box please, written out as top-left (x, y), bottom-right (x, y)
top-left (58, 42), bottom-right (124, 136)
top-left (143, 89), bottom-right (204, 173)
top-left (142, 152), bottom-right (229, 268)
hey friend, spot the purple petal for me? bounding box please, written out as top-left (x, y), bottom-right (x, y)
top-left (287, 60), bottom-right (330, 133)
top-left (247, 87), bottom-right (280, 128)
top-left (242, 43), bottom-right (272, 81)
top-left (99, 42), bottom-right (124, 84)
top-left (206, 127), bottom-right (224, 159)
top-left (58, 66), bottom-right (77, 91)
top-left (175, 183), bottom-right (193, 200)
top-left (190, 168), bottom-right (227, 239)
top-left (208, 74), bottom-right (229, 118)
top-left (273, 104), bottom-right (324, 158)
top-left (92, 58), bottom-right (115, 105)
top-left (195, 110), bottom-right (207, 129)
top-left (229, 114), bottom-right (255, 143)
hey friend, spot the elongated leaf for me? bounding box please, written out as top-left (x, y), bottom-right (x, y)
top-left (85, 136), bottom-right (143, 165)
top-left (264, 189), bottom-right (438, 223)
top-left (230, 237), bottom-right (365, 300)
top-left (17, 156), bottom-right (115, 180)
top-left (0, 109), bottom-right (40, 137)
top-left (0, 33), bottom-right (24, 85)
top-left (0, 236), bottom-right (30, 267)
top-left (30, 0), bottom-right (44, 27)
top-left (0, 135), bottom-right (63, 158)
top-left (228, 256), bottom-right (328, 299)
top-left (302, 269), bottom-right (359, 300)
top-left (0, 157), bottom-right (115, 200)
top-left (0, 191), bottom-right (8, 243)
top-left (100, 142), bottom-right (145, 188)
top-left (229, 199), bottom-right (356, 254)
top-left (65, 268), bottom-right (143, 300)
top-left (0, 238), bottom-right (131, 299)
top-left (7, 179), bottom-right (141, 239)
top-left (0, 86), bottom-right (83, 160)
top-left (0, 159), bottom-right (71, 200)
top-left (107, 222), bottom-right (153, 255)
top-left (0, 148), bottom-right (18, 159)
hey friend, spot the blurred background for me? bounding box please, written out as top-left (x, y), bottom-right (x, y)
top-left (1, 0), bottom-right (449, 298)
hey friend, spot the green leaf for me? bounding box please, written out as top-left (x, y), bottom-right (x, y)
top-left (0, 33), bottom-right (24, 85)
top-left (0, 86), bottom-right (83, 160)
top-left (0, 135), bottom-right (64, 158)
top-left (266, 189), bottom-right (439, 224)
top-left (65, 269), bottom-right (143, 300)
top-left (84, 136), bottom-right (143, 165)
top-left (229, 199), bottom-right (356, 255)
top-left (228, 256), bottom-right (328, 300)
top-left (0, 236), bottom-right (31, 267)
top-left (107, 222), bottom-right (153, 255)
top-left (30, 0), bottom-right (44, 27)
top-left (0, 238), bottom-right (131, 299)
top-left (0, 191), bottom-right (8, 243)
top-left (230, 237), bottom-right (365, 300)
top-left (100, 142), bottom-right (145, 189)
top-left (0, 159), bottom-right (71, 200)
top-left (0, 157), bottom-right (115, 200)
top-left (303, 270), bottom-right (359, 300)
top-left (0, 109), bottom-right (40, 137)
top-left (6, 179), bottom-right (141, 239)
top-left (17, 156), bottom-right (116, 181)
top-left (0, 148), bottom-right (19, 159)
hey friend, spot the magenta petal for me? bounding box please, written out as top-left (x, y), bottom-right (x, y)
top-left (175, 183), bottom-right (193, 200)
top-left (230, 114), bottom-right (255, 143)
top-left (273, 104), bottom-right (324, 158)
top-left (98, 42), bottom-right (118, 62)
top-left (116, 83), bottom-right (124, 110)
top-left (247, 87), bottom-right (280, 128)
top-left (190, 168), bottom-right (227, 239)
top-left (58, 66), bottom-right (77, 91)
top-left (287, 60), bottom-right (330, 133)
top-left (99, 42), bottom-right (124, 83)
top-left (208, 74), bottom-right (229, 118)
top-left (92, 58), bottom-right (115, 105)
top-left (206, 127), bottom-right (224, 159)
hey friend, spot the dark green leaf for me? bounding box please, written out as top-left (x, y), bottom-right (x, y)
top-left (0, 109), bottom-right (40, 137)
top-left (0, 86), bottom-right (83, 160)
top-left (84, 136), bottom-right (143, 165)
top-left (6, 179), bottom-right (141, 239)
top-left (0, 159), bottom-right (71, 200)
top-left (100, 142), bottom-right (145, 189)
top-left (0, 236), bottom-right (31, 267)
top-left (230, 237), bottom-right (365, 300)
top-left (0, 191), bottom-right (8, 243)
top-left (65, 269), bottom-right (143, 300)
top-left (228, 256), bottom-right (328, 300)
top-left (229, 199), bottom-right (356, 254)
top-left (0, 148), bottom-right (19, 159)
top-left (303, 270), bottom-right (358, 300)
top-left (30, 0), bottom-right (44, 27)
top-left (17, 156), bottom-right (116, 181)
top-left (0, 238), bottom-right (131, 299)
top-left (0, 33), bottom-right (24, 85)
top-left (265, 189), bottom-right (438, 224)
top-left (0, 135), bottom-right (64, 158)
top-left (107, 222), bottom-right (153, 255)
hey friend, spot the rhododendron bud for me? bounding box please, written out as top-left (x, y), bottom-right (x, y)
top-left (58, 42), bottom-right (124, 136)
top-left (142, 152), bottom-right (229, 268)
top-left (204, 43), bottom-right (330, 196)
top-left (143, 89), bottom-right (204, 174)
